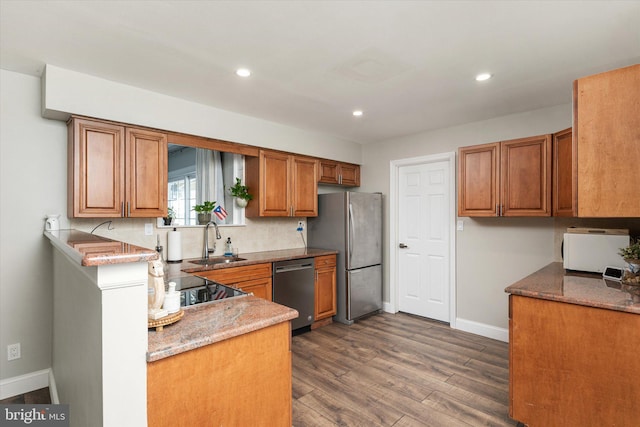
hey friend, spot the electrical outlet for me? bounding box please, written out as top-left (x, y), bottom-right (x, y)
top-left (144, 223), bottom-right (153, 236)
top-left (296, 221), bottom-right (304, 232)
top-left (7, 343), bottom-right (20, 361)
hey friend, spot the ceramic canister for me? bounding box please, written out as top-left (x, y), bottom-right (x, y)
top-left (45, 214), bottom-right (60, 231)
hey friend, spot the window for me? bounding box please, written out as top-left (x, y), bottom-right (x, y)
top-left (166, 145), bottom-right (245, 226)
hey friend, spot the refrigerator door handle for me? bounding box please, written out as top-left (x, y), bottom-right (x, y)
top-left (348, 203), bottom-right (355, 265)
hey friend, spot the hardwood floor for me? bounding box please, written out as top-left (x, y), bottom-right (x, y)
top-left (0, 387), bottom-right (50, 404)
top-left (2, 313), bottom-right (514, 426)
top-left (292, 312), bottom-right (516, 427)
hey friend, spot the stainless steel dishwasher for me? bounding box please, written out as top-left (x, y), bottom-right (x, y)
top-left (273, 258), bottom-right (315, 330)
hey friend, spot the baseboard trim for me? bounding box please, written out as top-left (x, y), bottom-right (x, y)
top-left (382, 301), bottom-right (394, 313)
top-left (455, 318), bottom-right (509, 342)
top-left (0, 369), bottom-right (50, 400)
top-left (48, 370), bottom-right (59, 404)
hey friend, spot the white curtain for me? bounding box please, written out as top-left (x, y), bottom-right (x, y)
top-left (195, 149), bottom-right (225, 216)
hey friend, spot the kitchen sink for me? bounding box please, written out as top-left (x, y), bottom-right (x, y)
top-left (191, 256), bottom-right (246, 266)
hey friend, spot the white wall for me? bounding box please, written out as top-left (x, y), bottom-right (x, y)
top-left (42, 65), bottom-right (362, 164)
top-left (360, 104), bottom-right (572, 332)
top-left (0, 70), bottom-right (67, 385)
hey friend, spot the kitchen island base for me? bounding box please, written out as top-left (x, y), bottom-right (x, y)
top-left (147, 321), bottom-right (292, 426)
top-left (509, 294), bottom-right (640, 426)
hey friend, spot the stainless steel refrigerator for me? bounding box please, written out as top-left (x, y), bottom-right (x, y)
top-left (307, 192), bottom-right (382, 325)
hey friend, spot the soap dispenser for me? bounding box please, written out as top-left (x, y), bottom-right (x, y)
top-left (224, 237), bottom-right (233, 257)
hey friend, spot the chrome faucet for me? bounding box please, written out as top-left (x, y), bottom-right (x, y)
top-left (202, 221), bottom-right (222, 260)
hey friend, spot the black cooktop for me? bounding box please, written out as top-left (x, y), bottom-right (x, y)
top-left (170, 275), bottom-right (246, 307)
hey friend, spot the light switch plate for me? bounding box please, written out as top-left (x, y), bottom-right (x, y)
top-left (456, 220), bottom-right (464, 231)
top-left (144, 223), bottom-right (153, 236)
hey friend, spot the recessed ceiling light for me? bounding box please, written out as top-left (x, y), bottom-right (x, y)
top-left (236, 68), bottom-right (251, 77)
top-left (475, 73), bottom-right (492, 82)
top-left (352, 110), bottom-right (363, 117)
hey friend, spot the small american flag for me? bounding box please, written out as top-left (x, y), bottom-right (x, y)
top-left (213, 205), bottom-right (228, 220)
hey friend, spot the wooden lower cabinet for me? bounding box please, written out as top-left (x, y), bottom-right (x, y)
top-left (196, 263), bottom-right (273, 301)
top-left (314, 254), bottom-right (337, 321)
top-left (233, 277), bottom-right (272, 300)
top-left (147, 321), bottom-right (292, 427)
top-left (509, 295), bottom-right (640, 426)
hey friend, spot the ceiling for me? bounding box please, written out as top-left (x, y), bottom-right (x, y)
top-left (1, 1), bottom-right (639, 144)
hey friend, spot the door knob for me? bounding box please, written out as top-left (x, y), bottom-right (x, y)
top-left (399, 243), bottom-right (408, 249)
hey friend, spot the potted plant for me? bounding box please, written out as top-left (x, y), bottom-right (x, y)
top-left (163, 207), bottom-right (175, 226)
top-left (619, 238), bottom-right (640, 285)
top-left (228, 178), bottom-right (253, 208)
top-left (193, 201), bottom-right (216, 225)
top-left (619, 238), bottom-right (640, 262)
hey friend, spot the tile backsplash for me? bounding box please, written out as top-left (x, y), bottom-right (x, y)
top-left (70, 216), bottom-right (306, 259)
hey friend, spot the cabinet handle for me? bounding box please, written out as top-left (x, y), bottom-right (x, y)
top-left (127, 202), bottom-right (131, 217)
top-left (339, 175), bottom-right (342, 185)
top-left (496, 204), bottom-right (500, 217)
top-left (121, 202), bottom-right (125, 217)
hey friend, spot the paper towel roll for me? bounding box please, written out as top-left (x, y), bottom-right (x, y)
top-left (167, 229), bottom-right (183, 263)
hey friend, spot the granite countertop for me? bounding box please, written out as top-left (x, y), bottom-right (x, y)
top-left (147, 295), bottom-right (297, 362)
top-left (505, 262), bottom-right (640, 314)
top-left (44, 229), bottom-right (158, 266)
top-left (44, 230), bottom-right (335, 361)
top-left (164, 247), bottom-right (337, 281)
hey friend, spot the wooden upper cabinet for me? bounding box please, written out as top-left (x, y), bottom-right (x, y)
top-left (458, 142), bottom-right (500, 216)
top-left (500, 134), bottom-right (551, 217)
top-left (126, 128), bottom-right (168, 217)
top-left (458, 135), bottom-right (551, 217)
top-left (318, 160), bottom-right (360, 187)
top-left (291, 156), bottom-right (318, 217)
top-left (246, 150), bottom-right (318, 217)
top-left (68, 116), bottom-right (167, 218)
top-left (574, 64), bottom-right (640, 217)
top-left (552, 128), bottom-right (574, 217)
top-left (68, 117), bottom-right (125, 217)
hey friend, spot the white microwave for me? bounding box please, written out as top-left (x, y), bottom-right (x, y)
top-left (563, 229), bottom-right (629, 273)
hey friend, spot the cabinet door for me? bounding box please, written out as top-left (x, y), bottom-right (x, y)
top-left (339, 163), bottom-right (360, 187)
top-left (574, 64), bottom-right (640, 217)
top-left (315, 255), bottom-right (337, 321)
top-left (458, 142), bottom-right (499, 216)
top-left (235, 277), bottom-right (273, 301)
top-left (318, 160), bottom-right (360, 187)
top-left (501, 134), bottom-right (551, 217)
top-left (552, 128), bottom-right (574, 217)
top-left (254, 150), bottom-right (290, 216)
top-left (318, 160), bottom-right (340, 184)
top-left (68, 118), bottom-right (125, 217)
top-left (291, 156), bottom-right (318, 217)
top-left (126, 128), bottom-right (168, 217)
top-left (196, 263), bottom-right (272, 284)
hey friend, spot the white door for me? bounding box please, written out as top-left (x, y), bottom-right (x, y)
top-left (397, 160), bottom-right (451, 322)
